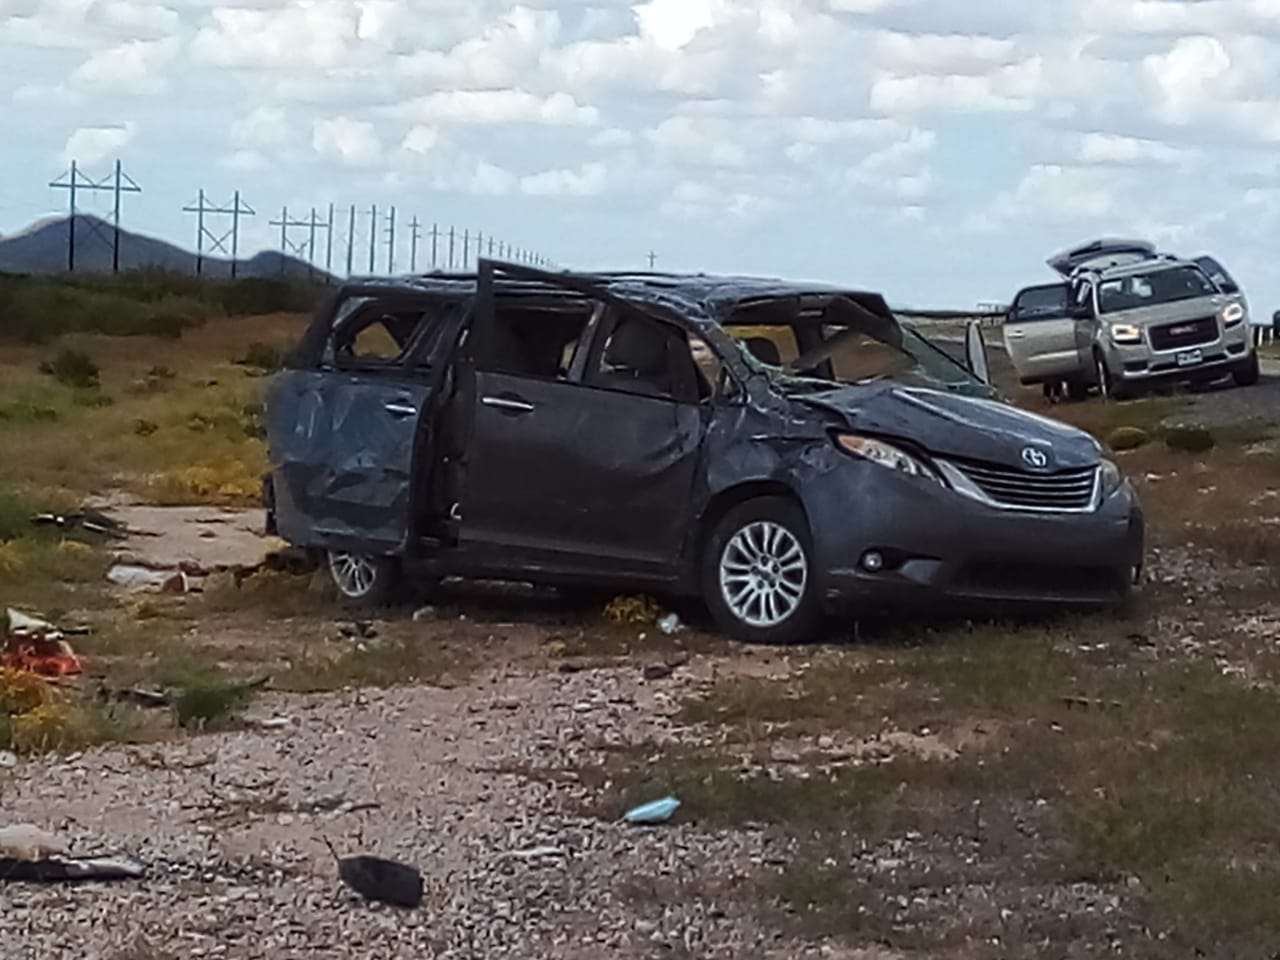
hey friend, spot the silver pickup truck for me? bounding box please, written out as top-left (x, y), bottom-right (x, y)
top-left (1003, 238), bottom-right (1259, 400)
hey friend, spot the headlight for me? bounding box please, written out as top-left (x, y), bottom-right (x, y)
top-left (1109, 323), bottom-right (1142, 345)
top-left (834, 434), bottom-right (941, 483)
top-left (1221, 302), bottom-right (1246, 327)
top-left (1100, 459), bottom-right (1124, 498)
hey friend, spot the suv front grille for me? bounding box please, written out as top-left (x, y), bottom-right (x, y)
top-left (1149, 315), bottom-right (1218, 351)
top-left (945, 459), bottom-right (1099, 511)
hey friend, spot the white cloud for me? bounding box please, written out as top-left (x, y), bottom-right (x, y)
top-left (634, 0), bottom-right (727, 51)
top-left (648, 115), bottom-right (746, 167)
top-left (400, 125), bottom-right (441, 156)
top-left (69, 37), bottom-right (177, 95)
top-left (872, 31), bottom-right (1018, 75)
top-left (590, 127), bottom-right (634, 149)
top-left (392, 89), bottom-right (599, 126)
top-left (232, 106), bottom-right (290, 148)
top-left (61, 122), bottom-right (136, 165)
top-left (973, 163), bottom-right (1118, 232)
top-left (1076, 132), bottom-right (1187, 166)
top-left (219, 149), bottom-right (269, 172)
top-left (312, 116), bottom-right (381, 166)
top-left (870, 57), bottom-right (1043, 112)
top-left (520, 162), bottom-right (608, 197)
top-left (1142, 36), bottom-right (1232, 122)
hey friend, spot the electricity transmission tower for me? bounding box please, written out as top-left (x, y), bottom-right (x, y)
top-left (48, 159), bottom-right (142, 273)
top-left (268, 207), bottom-right (312, 277)
top-left (385, 205), bottom-right (396, 274)
top-left (182, 191), bottom-right (255, 277)
top-left (409, 217), bottom-right (422, 273)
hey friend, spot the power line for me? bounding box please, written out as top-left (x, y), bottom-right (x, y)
top-left (48, 159), bottom-right (141, 273)
top-left (182, 190), bottom-right (255, 277)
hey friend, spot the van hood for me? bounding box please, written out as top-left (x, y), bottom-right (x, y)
top-left (797, 383), bottom-right (1102, 471)
top-left (1101, 295), bottom-right (1226, 327)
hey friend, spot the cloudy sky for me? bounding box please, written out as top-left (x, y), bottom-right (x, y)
top-left (2, 0), bottom-right (1279, 310)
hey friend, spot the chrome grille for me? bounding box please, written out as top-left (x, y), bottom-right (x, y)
top-left (943, 459), bottom-right (1099, 512)
top-left (1149, 315), bottom-right (1217, 351)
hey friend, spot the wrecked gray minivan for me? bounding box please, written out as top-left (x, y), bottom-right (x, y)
top-left (263, 262), bottom-right (1144, 644)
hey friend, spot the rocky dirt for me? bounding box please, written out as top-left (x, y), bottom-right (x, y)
top-left (0, 645), bottom-right (834, 960)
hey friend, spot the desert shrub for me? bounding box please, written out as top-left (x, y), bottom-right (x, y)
top-left (39, 348), bottom-right (100, 389)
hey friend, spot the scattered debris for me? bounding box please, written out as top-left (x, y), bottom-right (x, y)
top-left (0, 855), bottom-right (145, 883)
top-left (657, 612), bottom-right (685, 636)
top-left (411, 606), bottom-right (437, 623)
top-left (1062, 696), bottom-right (1123, 712)
top-left (506, 845), bottom-right (566, 861)
top-left (338, 621), bottom-right (378, 640)
top-left (324, 839), bottom-right (423, 909)
top-left (3, 609), bottom-right (83, 677)
top-left (247, 715), bottom-right (292, 731)
top-left (107, 565), bottom-right (192, 594)
top-left (642, 663), bottom-right (674, 681)
top-left (0, 751), bottom-right (16, 768)
top-left (30, 511), bottom-right (128, 540)
top-left (113, 687), bottom-right (170, 709)
top-left (623, 796), bottom-right (681, 826)
top-left (0, 824), bottom-right (69, 861)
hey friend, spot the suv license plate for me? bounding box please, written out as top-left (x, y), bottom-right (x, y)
top-left (1177, 349), bottom-right (1203, 368)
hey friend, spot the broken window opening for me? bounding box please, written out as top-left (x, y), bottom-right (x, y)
top-left (481, 299), bottom-right (597, 382)
top-left (587, 312), bottom-right (703, 404)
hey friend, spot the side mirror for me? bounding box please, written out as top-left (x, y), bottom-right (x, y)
top-left (965, 320), bottom-right (991, 386)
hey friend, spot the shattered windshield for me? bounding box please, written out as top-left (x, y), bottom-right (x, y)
top-left (1098, 266), bottom-right (1216, 314)
top-left (724, 295), bottom-right (986, 395)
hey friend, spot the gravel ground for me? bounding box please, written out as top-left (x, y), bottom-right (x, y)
top-left (0, 657), bottom-right (828, 960)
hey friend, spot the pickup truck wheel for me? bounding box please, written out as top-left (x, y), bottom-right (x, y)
top-left (1094, 352), bottom-right (1129, 402)
top-left (702, 498), bottom-right (823, 645)
top-left (327, 551), bottom-right (400, 607)
top-left (1233, 352), bottom-right (1260, 387)
top-left (1067, 380), bottom-right (1089, 402)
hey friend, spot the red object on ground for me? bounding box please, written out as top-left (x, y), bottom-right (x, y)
top-left (1, 639), bottom-right (83, 677)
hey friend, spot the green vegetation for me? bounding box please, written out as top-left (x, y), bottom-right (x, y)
top-left (0, 270), bottom-right (323, 343)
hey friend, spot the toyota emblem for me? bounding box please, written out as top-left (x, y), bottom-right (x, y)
top-left (1022, 447), bottom-right (1050, 470)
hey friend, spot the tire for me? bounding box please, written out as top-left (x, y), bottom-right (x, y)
top-left (1233, 351), bottom-right (1260, 387)
top-left (1094, 352), bottom-right (1129, 402)
top-left (701, 497), bottom-right (824, 645)
top-left (1067, 379), bottom-right (1090, 402)
top-left (326, 550), bottom-right (401, 607)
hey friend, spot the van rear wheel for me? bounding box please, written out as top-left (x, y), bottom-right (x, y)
top-left (327, 551), bottom-right (400, 607)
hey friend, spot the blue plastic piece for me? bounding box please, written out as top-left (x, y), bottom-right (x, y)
top-left (623, 796), bottom-right (681, 825)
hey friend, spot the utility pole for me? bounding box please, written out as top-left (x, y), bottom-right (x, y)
top-left (325, 203), bottom-right (335, 278)
top-left (409, 217), bottom-right (421, 272)
top-left (268, 206), bottom-right (312, 276)
top-left (448, 226), bottom-right (456, 270)
top-left (385, 205), bottom-right (396, 274)
top-left (182, 191), bottom-right (255, 277)
top-left (346, 204), bottom-right (356, 277)
top-left (647, 251), bottom-right (657, 270)
top-left (488, 236), bottom-right (495, 258)
top-left (463, 229), bottom-right (470, 269)
top-left (431, 222), bottom-right (439, 270)
top-left (368, 205), bottom-right (378, 274)
top-left (476, 231), bottom-right (484, 265)
top-left (306, 207), bottom-right (320, 279)
top-left (49, 158), bottom-right (141, 273)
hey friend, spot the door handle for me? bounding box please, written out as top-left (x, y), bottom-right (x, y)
top-left (482, 396), bottom-right (535, 413)
top-left (384, 402), bottom-right (418, 417)
top-left (1007, 330), bottom-right (1027, 340)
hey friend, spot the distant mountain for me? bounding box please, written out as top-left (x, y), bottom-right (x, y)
top-left (0, 215), bottom-right (332, 282)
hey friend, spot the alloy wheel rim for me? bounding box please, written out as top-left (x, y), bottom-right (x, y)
top-left (1096, 358), bottom-right (1110, 399)
top-left (719, 521), bottom-right (808, 628)
top-left (329, 552), bottom-right (378, 598)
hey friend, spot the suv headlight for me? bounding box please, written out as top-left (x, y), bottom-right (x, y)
top-left (1109, 323), bottom-right (1142, 345)
top-left (1221, 302), bottom-right (1246, 327)
top-left (834, 434), bottom-right (941, 483)
top-left (1100, 459), bottom-right (1124, 498)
